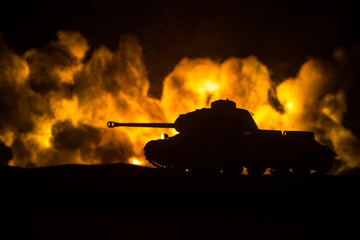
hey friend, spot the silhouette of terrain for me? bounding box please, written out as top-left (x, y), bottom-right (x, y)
top-left (1, 162), bottom-right (360, 239)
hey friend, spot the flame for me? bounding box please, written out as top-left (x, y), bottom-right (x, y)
top-left (129, 157), bottom-right (143, 166)
top-left (0, 31), bottom-right (359, 173)
top-left (284, 102), bottom-right (294, 112)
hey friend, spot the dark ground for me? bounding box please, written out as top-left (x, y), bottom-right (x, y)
top-left (1, 163), bottom-right (360, 239)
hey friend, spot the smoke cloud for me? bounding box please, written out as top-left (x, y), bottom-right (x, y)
top-left (0, 31), bottom-right (166, 167)
top-left (0, 31), bottom-right (359, 173)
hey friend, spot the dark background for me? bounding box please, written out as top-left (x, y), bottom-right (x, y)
top-left (1, 163), bottom-right (360, 239)
top-left (1, 0), bottom-right (360, 133)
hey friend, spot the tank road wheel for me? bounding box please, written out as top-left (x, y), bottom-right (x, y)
top-left (314, 169), bottom-right (326, 175)
top-left (223, 160), bottom-right (244, 176)
top-left (292, 167), bottom-right (311, 176)
top-left (208, 168), bottom-right (222, 175)
top-left (313, 168), bottom-right (331, 175)
top-left (247, 167), bottom-right (266, 176)
top-left (223, 166), bottom-right (244, 176)
top-left (271, 168), bottom-right (291, 176)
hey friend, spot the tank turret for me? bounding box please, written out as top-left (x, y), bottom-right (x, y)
top-left (108, 99), bottom-right (336, 175)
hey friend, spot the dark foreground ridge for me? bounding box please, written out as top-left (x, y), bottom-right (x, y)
top-left (1, 163), bottom-right (360, 239)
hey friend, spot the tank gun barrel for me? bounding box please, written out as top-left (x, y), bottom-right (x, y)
top-left (107, 121), bottom-right (175, 128)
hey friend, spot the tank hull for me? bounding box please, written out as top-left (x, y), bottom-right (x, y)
top-left (144, 130), bottom-right (335, 174)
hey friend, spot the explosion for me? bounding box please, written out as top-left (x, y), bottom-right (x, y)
top-left (0, 31), bottom-right (359, 173)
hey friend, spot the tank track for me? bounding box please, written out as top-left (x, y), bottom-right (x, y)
top-left (147, 159), bottom-right (167, 168)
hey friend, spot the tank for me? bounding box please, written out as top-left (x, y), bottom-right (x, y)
top-left (107, 99), bottom-right (336, 175)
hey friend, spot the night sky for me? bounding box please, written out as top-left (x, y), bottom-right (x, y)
top-left (1, 0), bottom-right (360, 135)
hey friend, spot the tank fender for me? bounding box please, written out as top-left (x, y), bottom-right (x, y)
top-left (283, 131), bottom-right (314, 139)
top-left (255, 129), bottom-right (282, 136)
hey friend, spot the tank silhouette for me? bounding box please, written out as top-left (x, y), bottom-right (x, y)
top-left (107, 99), bottom-right (336, 175)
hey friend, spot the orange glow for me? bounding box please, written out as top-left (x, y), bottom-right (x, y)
top-left (1, 31), bottom-right (359, 173)
top-left (203, 80), bottom-right (219, 93)
top-left (129, 157), bottom-right (143, 166)
top-left (285, 102), bottom-right (294, 112)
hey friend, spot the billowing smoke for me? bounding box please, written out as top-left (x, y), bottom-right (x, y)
top-left (0, 31), bottom-right (166, 167)
top-left (161, 55), bottom-right (360, 174)
top-left (0, 31), bottom-right (359, 173)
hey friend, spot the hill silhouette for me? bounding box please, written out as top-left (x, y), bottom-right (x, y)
top-left (1, 163), bottom-right (359, 239)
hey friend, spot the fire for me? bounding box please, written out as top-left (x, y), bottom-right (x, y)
top-left (285, 102), bottom-right (294, 112)
top-left (0, 31), bottom-right (359, 173)
top-left (129, 157), bottom-right (143, 166)
top-left (203, 80), bottom-right (219, 93)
